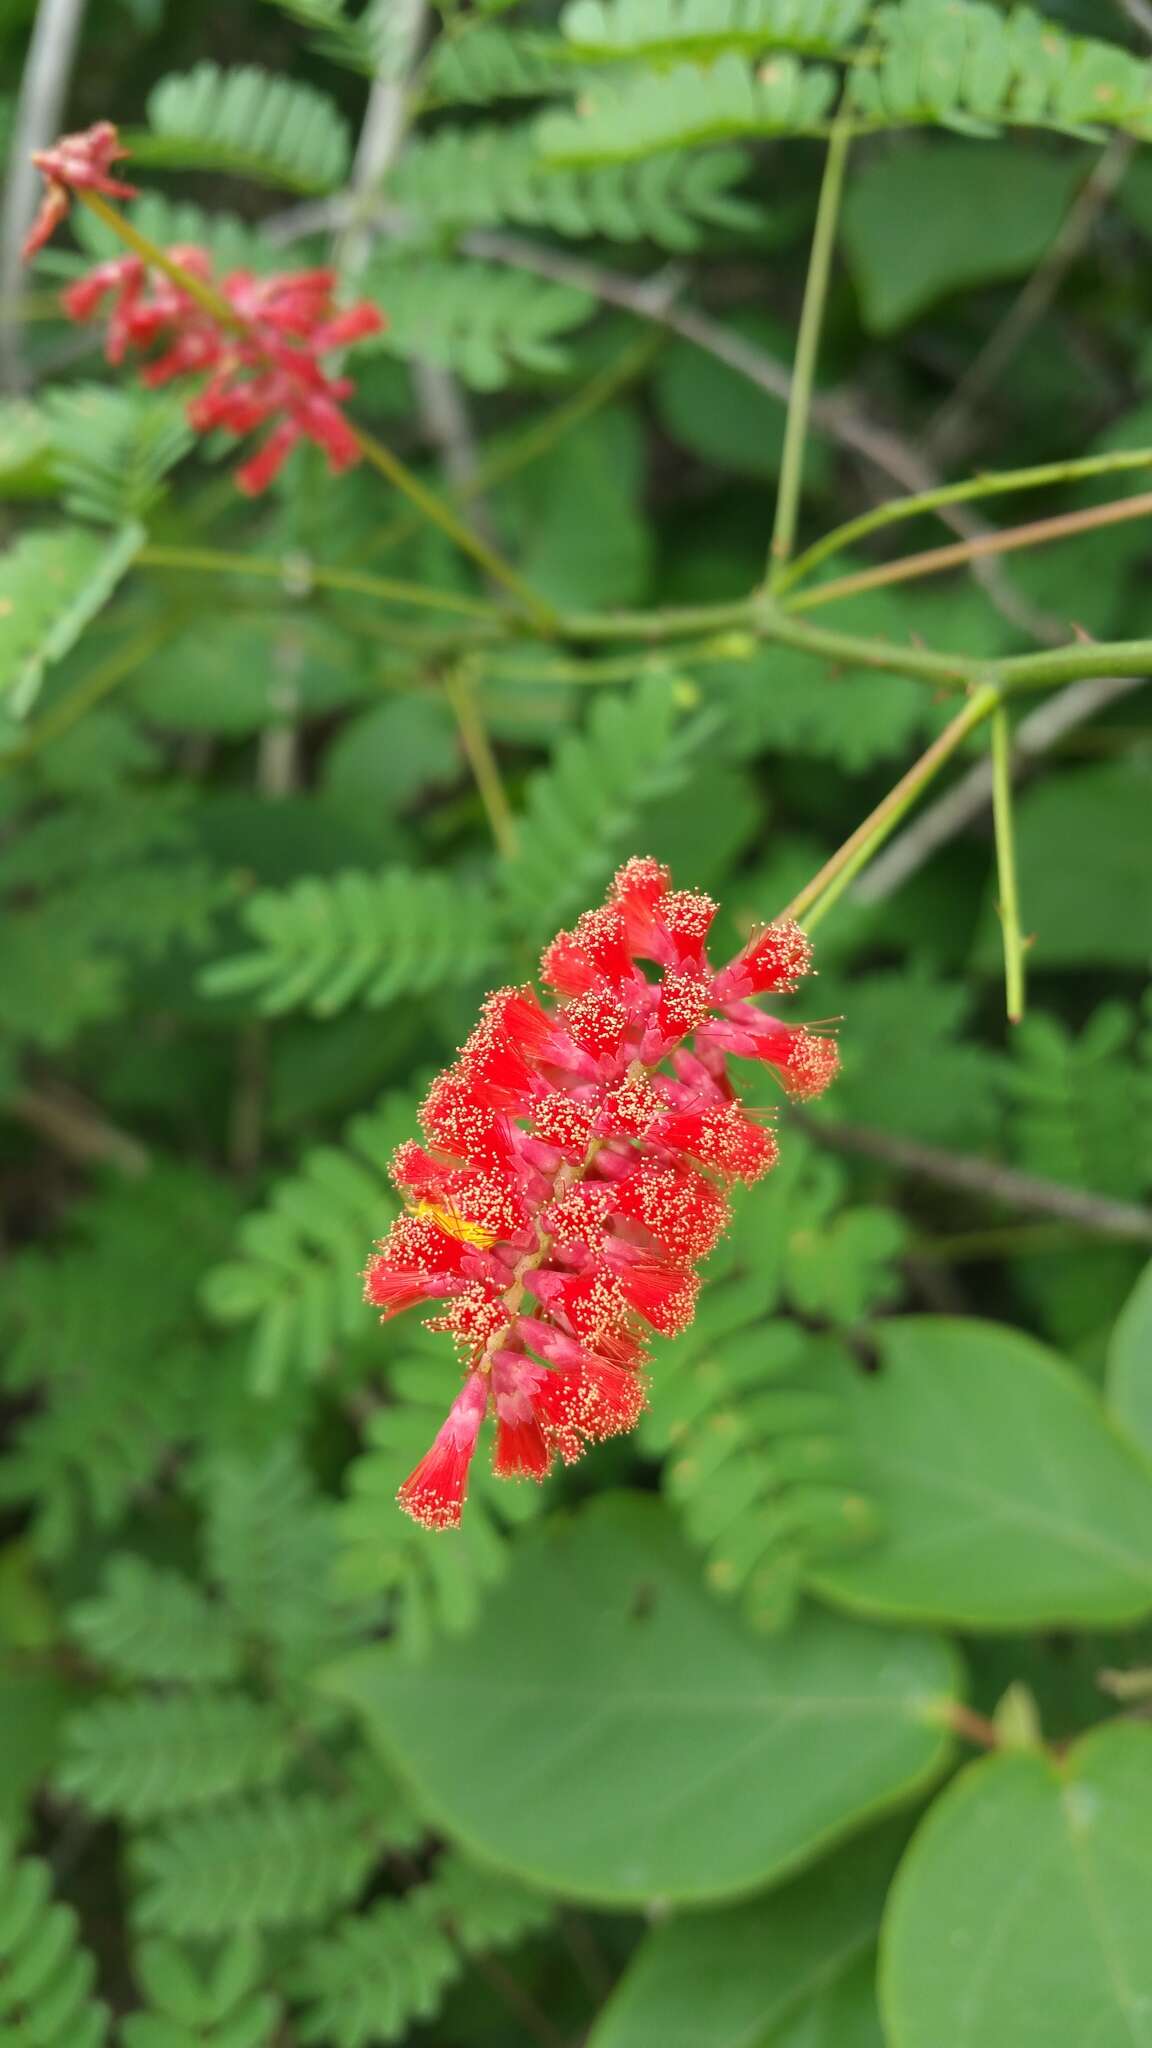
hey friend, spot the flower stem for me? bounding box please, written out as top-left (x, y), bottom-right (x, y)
top-left (767, 116), bottom-right (852, 588)
top-left (80, 191), bottom-right (554, 629)
top-left (991, 703), bottom-right (1026, 1025)
top-left (444, 668), bottom-right (519, 859)
top-left (783, 683), bottom-right (1001, 927)
top-left (349, 422), bottom-right (555, 628)
top-left (776, 445), bottom-right (1152, 594)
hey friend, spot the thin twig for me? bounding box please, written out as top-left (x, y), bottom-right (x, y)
top-left (787, 489), bottom-right (1152, 611)
top-left (461, 230), bottom-right (1060, 643)
top-left (799, 1116), bottom-right (1152, 1242)
top-left (783, 686), bottom-right (1000, 926)
top-left (769, 117), bottom-right (852, 584)
top-left (777, 446), bottom-right (1152, 594)
top-left (445, 668), bottom-right (519, 858)
top-left (0, 0), bottom-right (89, 389)
top-left (990, 703), bottom-right (1026, 1025)
top-left (928, 137), bottom-right (1135, 467)
top-left (336, 0), bottom-right (428, 288)
top-left (8, 1082), bottom-right (149, 1175)
top-left (854, 671), bottom-right (1149, 903)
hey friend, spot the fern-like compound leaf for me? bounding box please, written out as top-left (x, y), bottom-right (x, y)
top-left (560, 0), bottom-right (870, 62)
top-left (0, 1834), bottom-right (109, 2048)
top-left (137, 64), bottom-right (352, 191)
top-left (43, 387), bottom-right (192, 527)
top-left (57, 1692), bottom-right (293, 1820)
top-left (69, 1556), bottom-right (244, 1686)
top-left (537, 50), bottom-right (836, 162)
top-left (124, 1933), bottom-right (280, 2048)
top-left (202, 867), bottom-right (500, 1018)
top-left (422, 24), bottom-right (582, 106)
top-left (133, 1791), bottom-right (384, 1938)
top-left (366, 257), bottom-right (595, 388)
top-left (502, 671), bottom-right (714, 934)
top-left (0, 522), bottom-right (142, 723)
top-left (851, 2), bottom-right (1152, 141)
top-left (201, 1096), bottom-right (410, 1393)
top-left (336, 1350), bottom-right (546, 1657)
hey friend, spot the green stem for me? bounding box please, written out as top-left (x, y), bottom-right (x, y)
top-left (350, 422), bottom-right (555, 628)
top-left (783, 684), bottom-right (1001, 926)
top-left (136, 543), bottom-right (502, 620)
top-left (762, 605), bottom-right (979, 689)
top-left (767, 117), bottom-right (852, 587)
top-left (444, 669), bottom-right (519, 859)
top-left (783, 487), bottom-right (1152, 613)
top-left (82, 192), bottom-right (552, 628)
top-left (776, 446), bottom-right (1152, 594)
top-left (991, 703), bottom-right (1026, 1025)
top-left (997, 638), bottom-right (1152, 691)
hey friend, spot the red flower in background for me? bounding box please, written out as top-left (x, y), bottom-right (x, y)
top-left (23, 121), bottom-right (137, 259)
top-left (62, 250), bottom-right (384, 494)
top-left (365, 858), bottom-right (840, 1530)
top-left (23, 123), bottom-right (383, 494)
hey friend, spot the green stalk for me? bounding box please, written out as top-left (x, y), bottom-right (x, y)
top-left (990, 703), bottom-right (1026, 1025)
top-left (444, 669), bottom-right (519, 859)
top-left (767, 117), bottom-right (852, 588)
top-left (135, 543), bottom-right (502, 620)
top-left (783, 684), bottom-right (1001, 927)
top-left (775, 445), bottom-right (1152, 594)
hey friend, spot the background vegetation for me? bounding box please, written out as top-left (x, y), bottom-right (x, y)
top-left (3, 0), bottom-right (1152, 2042)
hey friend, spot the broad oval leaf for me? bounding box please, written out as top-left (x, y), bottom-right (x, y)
top-left (808, 1318), bottom-right (1152, 1629)
top-left (589, 1819), bottom-right (902, 2048)
top-left (1108, 1259), bottom-right (1152, 1462)
top-left (881, 1724), bottom-right (1152, 2048)
top-left (326, 1495), bottom-right (959, 1906)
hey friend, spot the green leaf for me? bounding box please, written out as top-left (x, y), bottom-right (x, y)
top-left (881, 1724), bottom-right (1152, 2048)
top-left (1108, 1259), bottom-right (1152, 1462)
top-left (653, 311), bottom-right (824, 482)
top-left (842, 141), bottom-right (1082, 334)
top-left (506, 407), bottom-right (652, 609)
top-left (589, 1821), bottom-right (901, 2048)
top-left (808, 1318), bottom-right (1152, 1629)
top-left (134, 1789), bottom-right (384, 1937)
top-left (136, 64), bottom-right (351, 193)
top-left (0, 523), bottom-right (141, 721)
top-left (327, 1494), bottom-right (959, 1906)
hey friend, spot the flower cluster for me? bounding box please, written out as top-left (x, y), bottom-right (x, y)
top-left (23, 121), bottom-right (136, 260)
top-left (24, 123), bottom-right (383, 494)
top-left (365, 859), bottom-right (840, 1530)
top-left (63, 251), bottom-right (384, 495)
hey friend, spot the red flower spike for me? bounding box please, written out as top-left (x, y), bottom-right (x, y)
top-left (364, 857), bottom-right (840, 1527)
top-left (57, 215), bottom-right (383, 494)
top-left (24, 122), bottom-right (137, 260)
